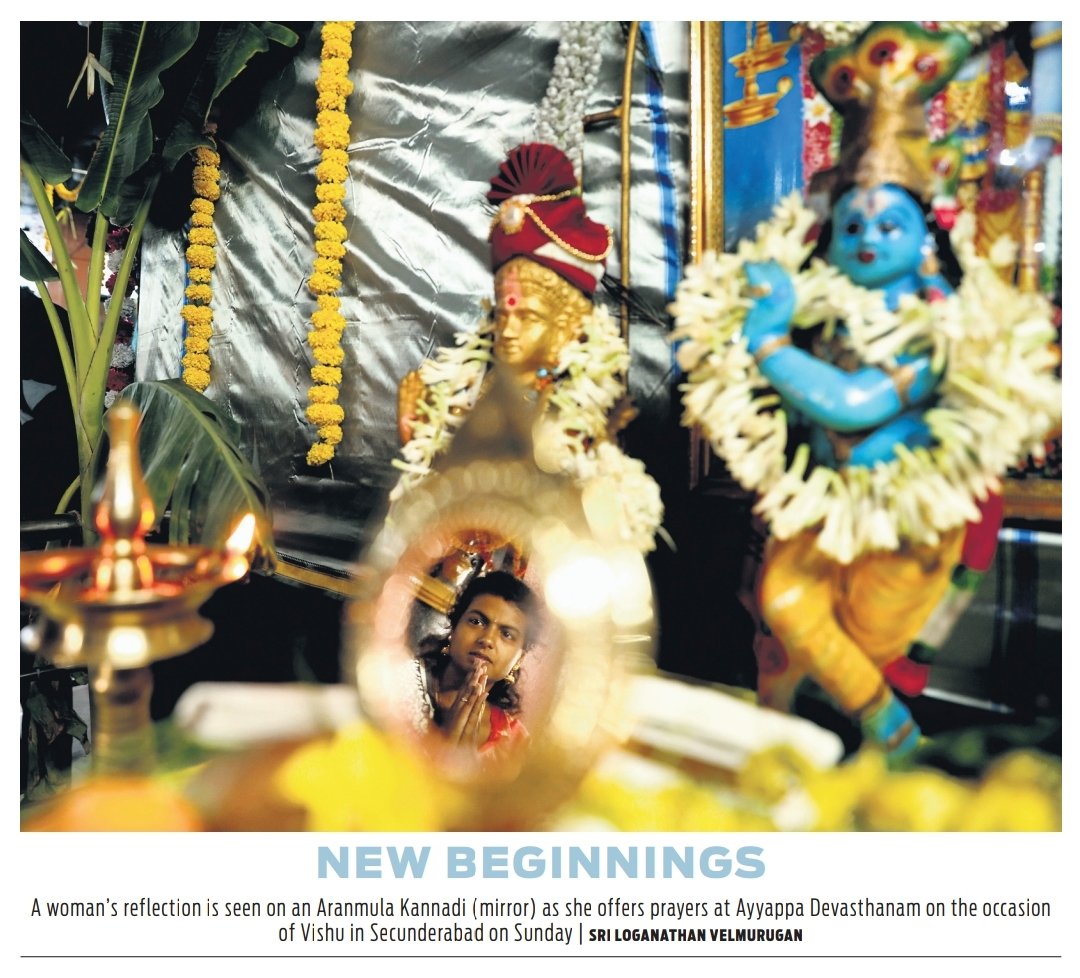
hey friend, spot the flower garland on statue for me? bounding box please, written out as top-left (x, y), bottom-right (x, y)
top-left (390, 305), bottom-right (664, 553)
top-left (304, 20), bottom-right (356, 467)
top-left (181, 145), bottom-right (221, 392)
top-left (670, 193), bottom-right (1061, 564)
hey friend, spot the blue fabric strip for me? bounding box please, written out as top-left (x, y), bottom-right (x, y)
top-left (640, 22), bottom-right (681, 308)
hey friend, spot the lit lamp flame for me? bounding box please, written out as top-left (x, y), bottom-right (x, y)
top-left (19, 403), bottom-right (268, 776)
top-left (223, 513), bottom-right (256, 582)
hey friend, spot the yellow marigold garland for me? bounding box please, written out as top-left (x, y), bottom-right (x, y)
top-left (181, 144), bottom-right (220, 393)
top-left (304, 21), bottom-right (356, 466)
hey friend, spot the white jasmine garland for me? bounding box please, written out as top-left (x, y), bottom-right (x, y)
top-left (936, 21), bottom-right (1007, 44)
top-left (535, 22), bottom-right (605, 177)
top-left (579, 441), bottom-right (666, 554)
top-left (391, 305), bottom-right (664, 554)
top-left (800, 22), bottom-right (871, 48)
top-left (110, 344), bottom-right (135, 369)
top-left (671, 194), bottom-right (1061, 564)
top-left (390, 323), bottom-right (494, 494)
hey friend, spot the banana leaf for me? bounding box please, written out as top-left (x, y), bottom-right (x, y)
top-left (97, 380), bottom-right (276, 569)
top-left (76, 22), bottom-right (199, 219)
top-left (19, 112), bottom-right (73, 185)
top-left (20, 231), bottom-right (59, 282)
top-left (78, 21), bottom-right (298, 225)
top-left (161, 22), bottom-right (300, 167)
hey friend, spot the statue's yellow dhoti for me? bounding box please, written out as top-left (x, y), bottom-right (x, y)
top-left (758, 528), bottom-right (963, 725)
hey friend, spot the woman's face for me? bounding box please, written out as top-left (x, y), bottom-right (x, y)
top-left (447, 593), bottom-right (527, 683)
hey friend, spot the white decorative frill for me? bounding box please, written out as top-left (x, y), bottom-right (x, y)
top-left (670, 194), bottom-right (1061, 564)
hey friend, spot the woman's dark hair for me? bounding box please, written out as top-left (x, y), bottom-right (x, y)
top-left (809, 184), bottom-right (963, 289)
top-left (448, 571), bottom-right (538, 646)
top-left (425, 571), bottom-right (537, 717)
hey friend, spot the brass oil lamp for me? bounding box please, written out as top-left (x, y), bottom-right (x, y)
top-left (20, 401), bottom-right (255, 774)
top-left (723, 21), bottom-right (795, 128)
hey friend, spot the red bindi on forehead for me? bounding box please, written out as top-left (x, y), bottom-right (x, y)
top-left (497, 268), bottom-right (524, 308)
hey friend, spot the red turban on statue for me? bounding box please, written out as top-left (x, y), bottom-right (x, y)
top-left (487, 143), bottom-right (611, 297)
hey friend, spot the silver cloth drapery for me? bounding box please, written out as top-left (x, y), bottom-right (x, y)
top-left (137, 22), bottom-right (690, 566)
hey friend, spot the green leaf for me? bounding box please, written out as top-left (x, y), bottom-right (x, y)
top-left (20, 112), bottom-right (73, 185)
top-left (108, 158), bottom-right (162, 230)
top-left (25, 685), bottom-right (65, 740)
top-left (63, 711), bottom-right (90, 753)
top-left (80, 22), bottom-right (297, 224)
top-left (162, 22), bottom-right (299, 167)
top-left (19, 230), bottom-right (59, 282)
top-left (257, 22), bottom-right (301, 48)
top-left (77, 22), bottom-right (199, 217)
top-left (97, 380), bottom-right (276, 568)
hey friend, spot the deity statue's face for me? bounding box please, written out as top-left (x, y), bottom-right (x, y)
top-left (493, 258), bottom-right (591, 385)
top-left (827, 185), bottom-right (928, 290)
top-left (494, 263), bottom-right (555, 374)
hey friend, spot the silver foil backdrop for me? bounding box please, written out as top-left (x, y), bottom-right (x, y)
top-left (137, 22), bottom-right (690, 568)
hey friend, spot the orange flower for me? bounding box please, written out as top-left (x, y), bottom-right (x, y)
top-left (311, 308), bottom-right (346, 330)
top-left (313, 201), bottom-right (347, 223)
top-left (314, 221), bottom-right (348, 242)
top-left (187, 226), bottom-right (216, 247)
top-left (192, 177), bottom-right (221, 201)
top-left (314, 127), bottom-right (350, 151)
top-left (316, 183), bottom-right (346, 203)
top-left (313, 256), bottom-right (343, 278)
top-left (306, 442), bottom-right (335, 466)
top-left (185, 244), bottom-right (216, 269)
top-left (305, 21), bottom-right (355, 467)
top-left (319, 424), bottom-right (343, 445)
top-left (308, 328), bottom-right (344, 349)
top-left (181, 305), bottom-right (213, 327)
top-left (316, 159), bottom-right (349, 183)
top-left (308, 271), bottom-right (341, 295)
top-left (307, 384), bottom-right (340, 404)
top-left (182, 141), bottom-right (221, 392)
top-left (312, 345), bottom-right (345, 367)
top-left (183, 367), bottom-right (210, 392)
top-left (306, 403), bottom-right (345, 425)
